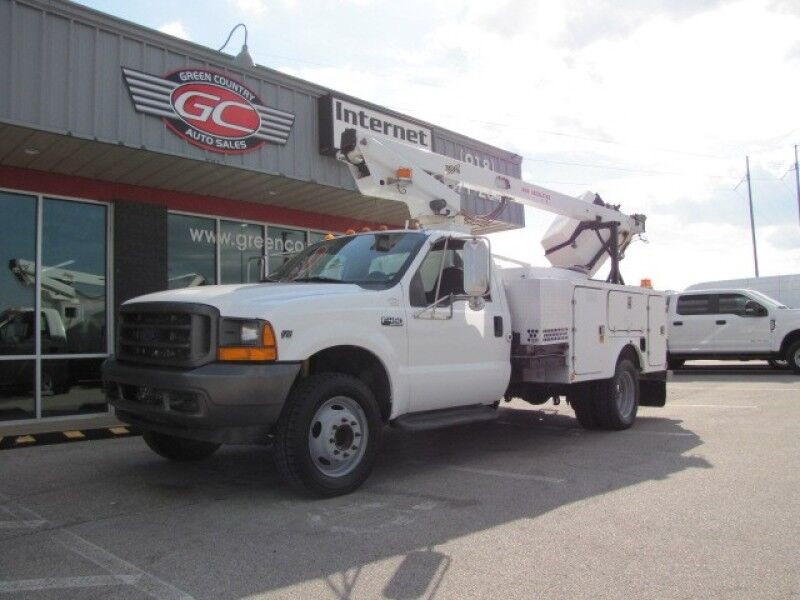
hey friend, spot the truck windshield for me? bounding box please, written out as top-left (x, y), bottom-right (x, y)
top-left (267, 232), bottom-right (426, 285)
top-left (748, 290), bottom-right (788, 309)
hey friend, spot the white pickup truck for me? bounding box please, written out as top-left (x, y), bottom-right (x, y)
top-left (667, 289), bottom-right (800, 372)
top-left (103, 131), bottom-right (668, 496)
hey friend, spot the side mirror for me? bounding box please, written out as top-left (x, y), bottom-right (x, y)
top-left (744, 300), bottom-right (766, 317)
top-left (463, 238), bottom-right (491, 308)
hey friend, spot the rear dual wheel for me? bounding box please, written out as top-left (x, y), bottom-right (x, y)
top-left (570, 359), bottom-right (640, 431)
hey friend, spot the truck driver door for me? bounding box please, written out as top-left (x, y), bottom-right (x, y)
top-left (405, 238), bottom-right (510, 412)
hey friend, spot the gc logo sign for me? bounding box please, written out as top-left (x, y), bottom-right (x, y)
top-left (122, 67), bottom-right (295, 154)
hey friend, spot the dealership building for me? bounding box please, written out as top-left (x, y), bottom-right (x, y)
top-left (0, 0), bottom-right (524, 426)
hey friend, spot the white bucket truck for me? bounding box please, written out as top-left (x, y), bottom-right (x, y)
top-left (103, 130), bottom-right (668, 496)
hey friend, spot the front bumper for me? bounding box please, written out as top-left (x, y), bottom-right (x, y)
top-left (102, 358), bottom-right (301, 444)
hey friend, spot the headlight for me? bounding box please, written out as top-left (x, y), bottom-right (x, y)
top-left (218, 318), bottom-right (277, 361)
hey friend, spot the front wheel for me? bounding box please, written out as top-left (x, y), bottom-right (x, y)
top-left (785, 341), bottom-right (800, 374)
top-left (142, 431), bottom-right (220, 461)
top-left (274, 373), bottom-right (382, 497)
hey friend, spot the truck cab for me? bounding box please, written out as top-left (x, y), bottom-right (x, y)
top-left (667, 288), bottom-right (800, 372)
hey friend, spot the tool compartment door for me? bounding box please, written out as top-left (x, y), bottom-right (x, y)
top-left (608, 291), bottom-right (646, 333)
top-left (647, 294), bottom-right (667, 368)
top-left (572, 286), bottom-right (605, 375)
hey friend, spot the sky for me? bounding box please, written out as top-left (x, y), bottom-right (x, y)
top-left (77, 0), bottom-right (800, 291)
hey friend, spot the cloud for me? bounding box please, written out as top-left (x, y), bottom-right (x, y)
top-left (767, 224), bottom-right (800, 251)
top-left (230, 0), bottom-right (269, 14)
top-left (157, 21), bottom-right (189, 40)
top-left (560, 0), bottom-right (725, 49)
top-left (276, 0), bottom-right (800, 289)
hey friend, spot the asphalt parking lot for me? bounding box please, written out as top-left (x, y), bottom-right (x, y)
top-left (1, 364), bottom-right (799, 599)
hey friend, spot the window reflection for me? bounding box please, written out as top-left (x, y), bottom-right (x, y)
top-left (267, 226), bottom-right (306, 274)
top-left (220, 221), bottom-right (265, 284)
top-left (308, 231), bottom-right (327, 246)
top-left (0, 192), bottom-right (36, 356)
top-left (168, 214), bottom-right (217, 288)
top-left (0, 360), bottom-right (35, 421)
top-left (42, 199), bottom-right (107, 355)
top-left (41, 358), bottom-right (106, 417)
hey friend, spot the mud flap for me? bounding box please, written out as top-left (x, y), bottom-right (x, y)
top-left (639, 372), bottom-right (667, 407)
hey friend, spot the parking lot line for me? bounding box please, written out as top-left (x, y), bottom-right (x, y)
top-left (0, 492), bottom-right (194, 600)
top-left (0, 575), bottom-right (141, 593)
top-left (446, 465), bottom-right (565, 484)
top-left (670, 386), bottom-right (799, 392)
top-left (668, 404), bottom-right (758, 409)
top-left (0, 519), bottom-right (46, 529)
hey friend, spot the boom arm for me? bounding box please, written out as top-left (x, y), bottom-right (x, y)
top-left (339, 130), bottom-right (646, 282)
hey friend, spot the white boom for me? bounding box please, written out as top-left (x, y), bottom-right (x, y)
top-left (338, 130), bottom-right (646, 281)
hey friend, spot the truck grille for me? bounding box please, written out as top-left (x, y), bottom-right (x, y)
top-left (117, 303), bottom-right (217, 368)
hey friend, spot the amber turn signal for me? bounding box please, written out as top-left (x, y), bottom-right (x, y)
top-left (217, 322), bottom-right (278, 362)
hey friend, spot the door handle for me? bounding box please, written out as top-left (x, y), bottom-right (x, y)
top-left (494, 316), bottom-right (503, 337)
top-left (716, 320), bottom-right (726, 325)
top-left (672, 321), bottom-right (683, 326)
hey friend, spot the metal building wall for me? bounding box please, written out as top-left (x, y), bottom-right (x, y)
top-left (0, 0), bottom-right (524, 227)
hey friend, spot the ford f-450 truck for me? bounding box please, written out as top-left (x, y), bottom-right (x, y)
top-left (103, 131), bottom-right (668, 496)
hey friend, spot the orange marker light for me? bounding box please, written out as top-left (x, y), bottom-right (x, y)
top-left (218, 322), bottom-right (278, 362)
top-left (396, 167), bottom-right (412, 180)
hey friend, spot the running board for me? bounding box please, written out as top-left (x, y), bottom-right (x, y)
top-left (392, 404), bottom-right (497, 432)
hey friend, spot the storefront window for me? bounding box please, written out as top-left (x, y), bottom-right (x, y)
top-left (42, 198), bottom-right (107, 355)
top-left (168, 214), bottom-right (217, 288)
top-left (267, 226), bottom-right (306, 274)
top-left (0, 192), bottom-right (37, 357)
top-left (1, 192), bottom-right (110, 422)
top-left (0, 360), bottom-right (35, 421)
top-left (220, 221), bottom-right (265, 284)
top-left (40, 357), bottom-right (106, 417)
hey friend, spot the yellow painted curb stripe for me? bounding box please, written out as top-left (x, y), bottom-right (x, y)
top-left (109, 427), bottom-right (129, 435)
top-left (15, 435), bottom-right (36, 444)
top-left (63, 430), bottom-right (85, 440)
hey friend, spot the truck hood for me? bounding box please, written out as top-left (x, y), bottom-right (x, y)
top-left (125, 283), bottom-right (366, 315)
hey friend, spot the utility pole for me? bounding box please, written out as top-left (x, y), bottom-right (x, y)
top-left (794, 145), bottom-right (800, 227)
top-left (745, 155), bottom-right (759, 277)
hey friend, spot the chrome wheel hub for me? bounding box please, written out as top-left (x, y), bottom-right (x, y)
top-left (614, 370), bottom-right (635, 420)
top-left (308, 396), bottom-right (368, 478)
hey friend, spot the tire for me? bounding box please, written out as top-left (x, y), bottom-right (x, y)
top-left (569, 392), bottom-right (600, 430)
top-left (142, 431), bottom-right (220, 462)
top-left (768, 359), bottom-right (789, 370)
top-left (667, 357), bottom-right (684, 370)
top-left (274, 373), bottom-right (382, 497)
top-left (786, 341), bottom-right (800, 374)
top-left (591, 359), bottom-right (640, 430)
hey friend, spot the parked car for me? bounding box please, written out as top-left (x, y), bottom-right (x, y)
top-left (667, 289), bottom-right (800, 372)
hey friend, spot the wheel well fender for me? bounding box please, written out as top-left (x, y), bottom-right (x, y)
top-left (618, 344), bottom-right (642, 370)
top-left (780, 330), bottom-right (800, 355)
top-left (304, 345), bottom-right (392, 422)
